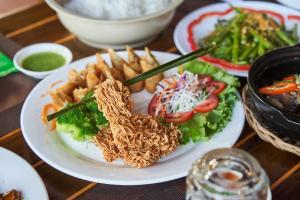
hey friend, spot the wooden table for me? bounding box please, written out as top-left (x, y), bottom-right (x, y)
top-left (0, 1), bottom-right (299, 199)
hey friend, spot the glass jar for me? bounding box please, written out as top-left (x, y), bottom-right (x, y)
top-left (186, 148), bottom-right (270, 200)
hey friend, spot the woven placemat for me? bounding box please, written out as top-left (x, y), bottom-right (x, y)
top-left (242, 85), bottom-right (300, 156)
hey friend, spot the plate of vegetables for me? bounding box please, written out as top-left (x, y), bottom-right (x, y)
top-left (174, 1), bottom-right (300, 77)
top-left (21, 49), bottom-right (244, 185)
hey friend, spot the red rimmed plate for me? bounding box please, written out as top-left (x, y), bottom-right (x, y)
top-left (174, 1), bottom-right (300, 77)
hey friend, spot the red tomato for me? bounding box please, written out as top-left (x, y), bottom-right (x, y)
top-left (283, 75), bottom-right (296, 82)
top-left (164, 111), bottom-right (194, 124)
top-left (148, 95), bottom-right (160, 116)
top-left (206, 81), bottom-right (227, 95)
top-left (198, 74), bottom-right (212, 84)
top-left (259, 82), bottom-right (298, 95)
top-left (194, 95), bottom-right (219, 113)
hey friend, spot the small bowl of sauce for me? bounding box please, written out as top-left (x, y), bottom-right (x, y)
top-left (14, 43), bottom-right (72, 79)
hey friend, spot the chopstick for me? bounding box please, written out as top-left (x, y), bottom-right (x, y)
top-left (47, 44), bottom-right (217, 121)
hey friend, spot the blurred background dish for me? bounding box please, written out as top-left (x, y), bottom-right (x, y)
top-left (0, 147), bottom-right (48, 200)
top-left (45, 0), bottom-right (183, 49)
top-left (174, 1), bottom-right (300, 77)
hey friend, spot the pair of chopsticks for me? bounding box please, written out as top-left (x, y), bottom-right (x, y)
top-left (47, 44), bottom-right (217, 121)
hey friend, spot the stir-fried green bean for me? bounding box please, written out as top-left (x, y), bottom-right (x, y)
top-left (199, 8), bottom-right (298, 66)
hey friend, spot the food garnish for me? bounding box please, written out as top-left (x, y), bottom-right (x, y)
top-left (148, 60), bottom-right (240, 144)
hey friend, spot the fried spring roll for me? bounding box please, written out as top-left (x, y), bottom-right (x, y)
top-left (96, 53), bottom-right (114, 80)
top-left (67, 69), bottom-right (85, 87)
top-left (50, 91), bottom-right (72, 109)
top-left (96, 53), bottom-right (124, 81)
top-left (126, 46), bottom-right (142, 73)
top-left (108, 48), bottom-right (127, 72)
top-left (144, 47), bottom-right (159, 66)
top-left (140, 49), bottom-right (163, 93)
top-left (86, 63), bottom-right (100, 89)
top-left (56, 82), bottom-right (77, 97)
top-left (123, 63), bottom-right (144, 92)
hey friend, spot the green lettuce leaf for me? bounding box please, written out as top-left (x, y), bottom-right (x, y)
top-left (179, 61), bottom-right (239, 144)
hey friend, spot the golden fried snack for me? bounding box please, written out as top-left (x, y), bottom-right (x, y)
top-left (140, 58), bottom-right (163, 93)
top-left (67, 69), bottom-right (85, 87)
top-left (96, 53), bottom-right (124, 81)
top-left (111, 68), bottom-right (124, 82)
top-left (49, 91), bottom-right (72, 109)
top-left (56, 82), bottom-right (77, 97)
top-left (80, 68), bottom-right (88, 78)
top-left (108, 48), bottom-right (127, 72)
top-left (73, 88), bottom-right (89, 102)
top-left (86, 65), bottom-right (100, 90)
top-left (144, 47), bottom-right (159, 66)
top-left (94, 79), bottom-right (180, 168)
top-left (96, 53), bottom-right (114, 80)
top-left (98, 72), bottom-right (106, 83)
top-left (123, 63), bottom-right (144, 92)
top-left (126, 46), bottom-right (141, 73)
top-left (86, 63), bottom-right (98, 75)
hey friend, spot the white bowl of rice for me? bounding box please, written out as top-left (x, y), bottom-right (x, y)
top-left (45, 0), bottom-right (183, 49)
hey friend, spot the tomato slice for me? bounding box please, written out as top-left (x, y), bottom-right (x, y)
top-left (194, 95), bottom-right (219, 113)
top-left (164, 111), bottom-right (194, 124)
top-left (259, 82), bottom-right (298, 95)
top-left (198, 74), bottom-right (212, 84)
top-left (206, 81), bottom-right (227, 95)
top-left (148, 95), bottom-right (160, 116)
top-left (283, 75), bottom-right (296, 82)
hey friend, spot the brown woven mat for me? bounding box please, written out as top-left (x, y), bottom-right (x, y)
top-left (242, 85), bottom-right (300, 156)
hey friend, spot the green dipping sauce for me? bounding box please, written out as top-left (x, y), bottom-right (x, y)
top-left (22, 51), bottom-right (65, 72)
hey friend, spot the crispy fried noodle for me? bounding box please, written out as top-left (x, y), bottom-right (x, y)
top-left (94, 79), bottom-right (181, 168)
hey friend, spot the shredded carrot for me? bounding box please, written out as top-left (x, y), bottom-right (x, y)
top-left (163, 79), bottom-right (177, 89)
top-left (163, 79), bottom-right (172, 86)
top-left (41, 103), bottom-right (58, 131)
top-left (49, 80), bottom-right (63, 89)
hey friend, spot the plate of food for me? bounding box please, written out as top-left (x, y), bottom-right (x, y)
top-left (0, 147), bottom-right (48, 200)
top-left (174, 1), bottom-right (300, 77)
top-left (21, 47), bottom-right (245, 185)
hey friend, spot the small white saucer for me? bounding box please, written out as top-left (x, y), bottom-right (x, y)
top-left (13, 43), bottom-right (72, 79)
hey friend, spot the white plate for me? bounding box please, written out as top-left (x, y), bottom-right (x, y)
top-left (276, 0), bottom-right (300, 10)
top-left (0, 147), bottom-right (48, 199)
top-left (174, 1), bottom-right (300, 77)
top-left (21, 51), bottom-right (245, 185)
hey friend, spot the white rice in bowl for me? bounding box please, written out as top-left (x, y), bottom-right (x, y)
top-left (64, 0), bottom-right (172, 20)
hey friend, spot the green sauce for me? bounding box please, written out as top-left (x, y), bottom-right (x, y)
top-left (22, 52), bottom-right (65, 72)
